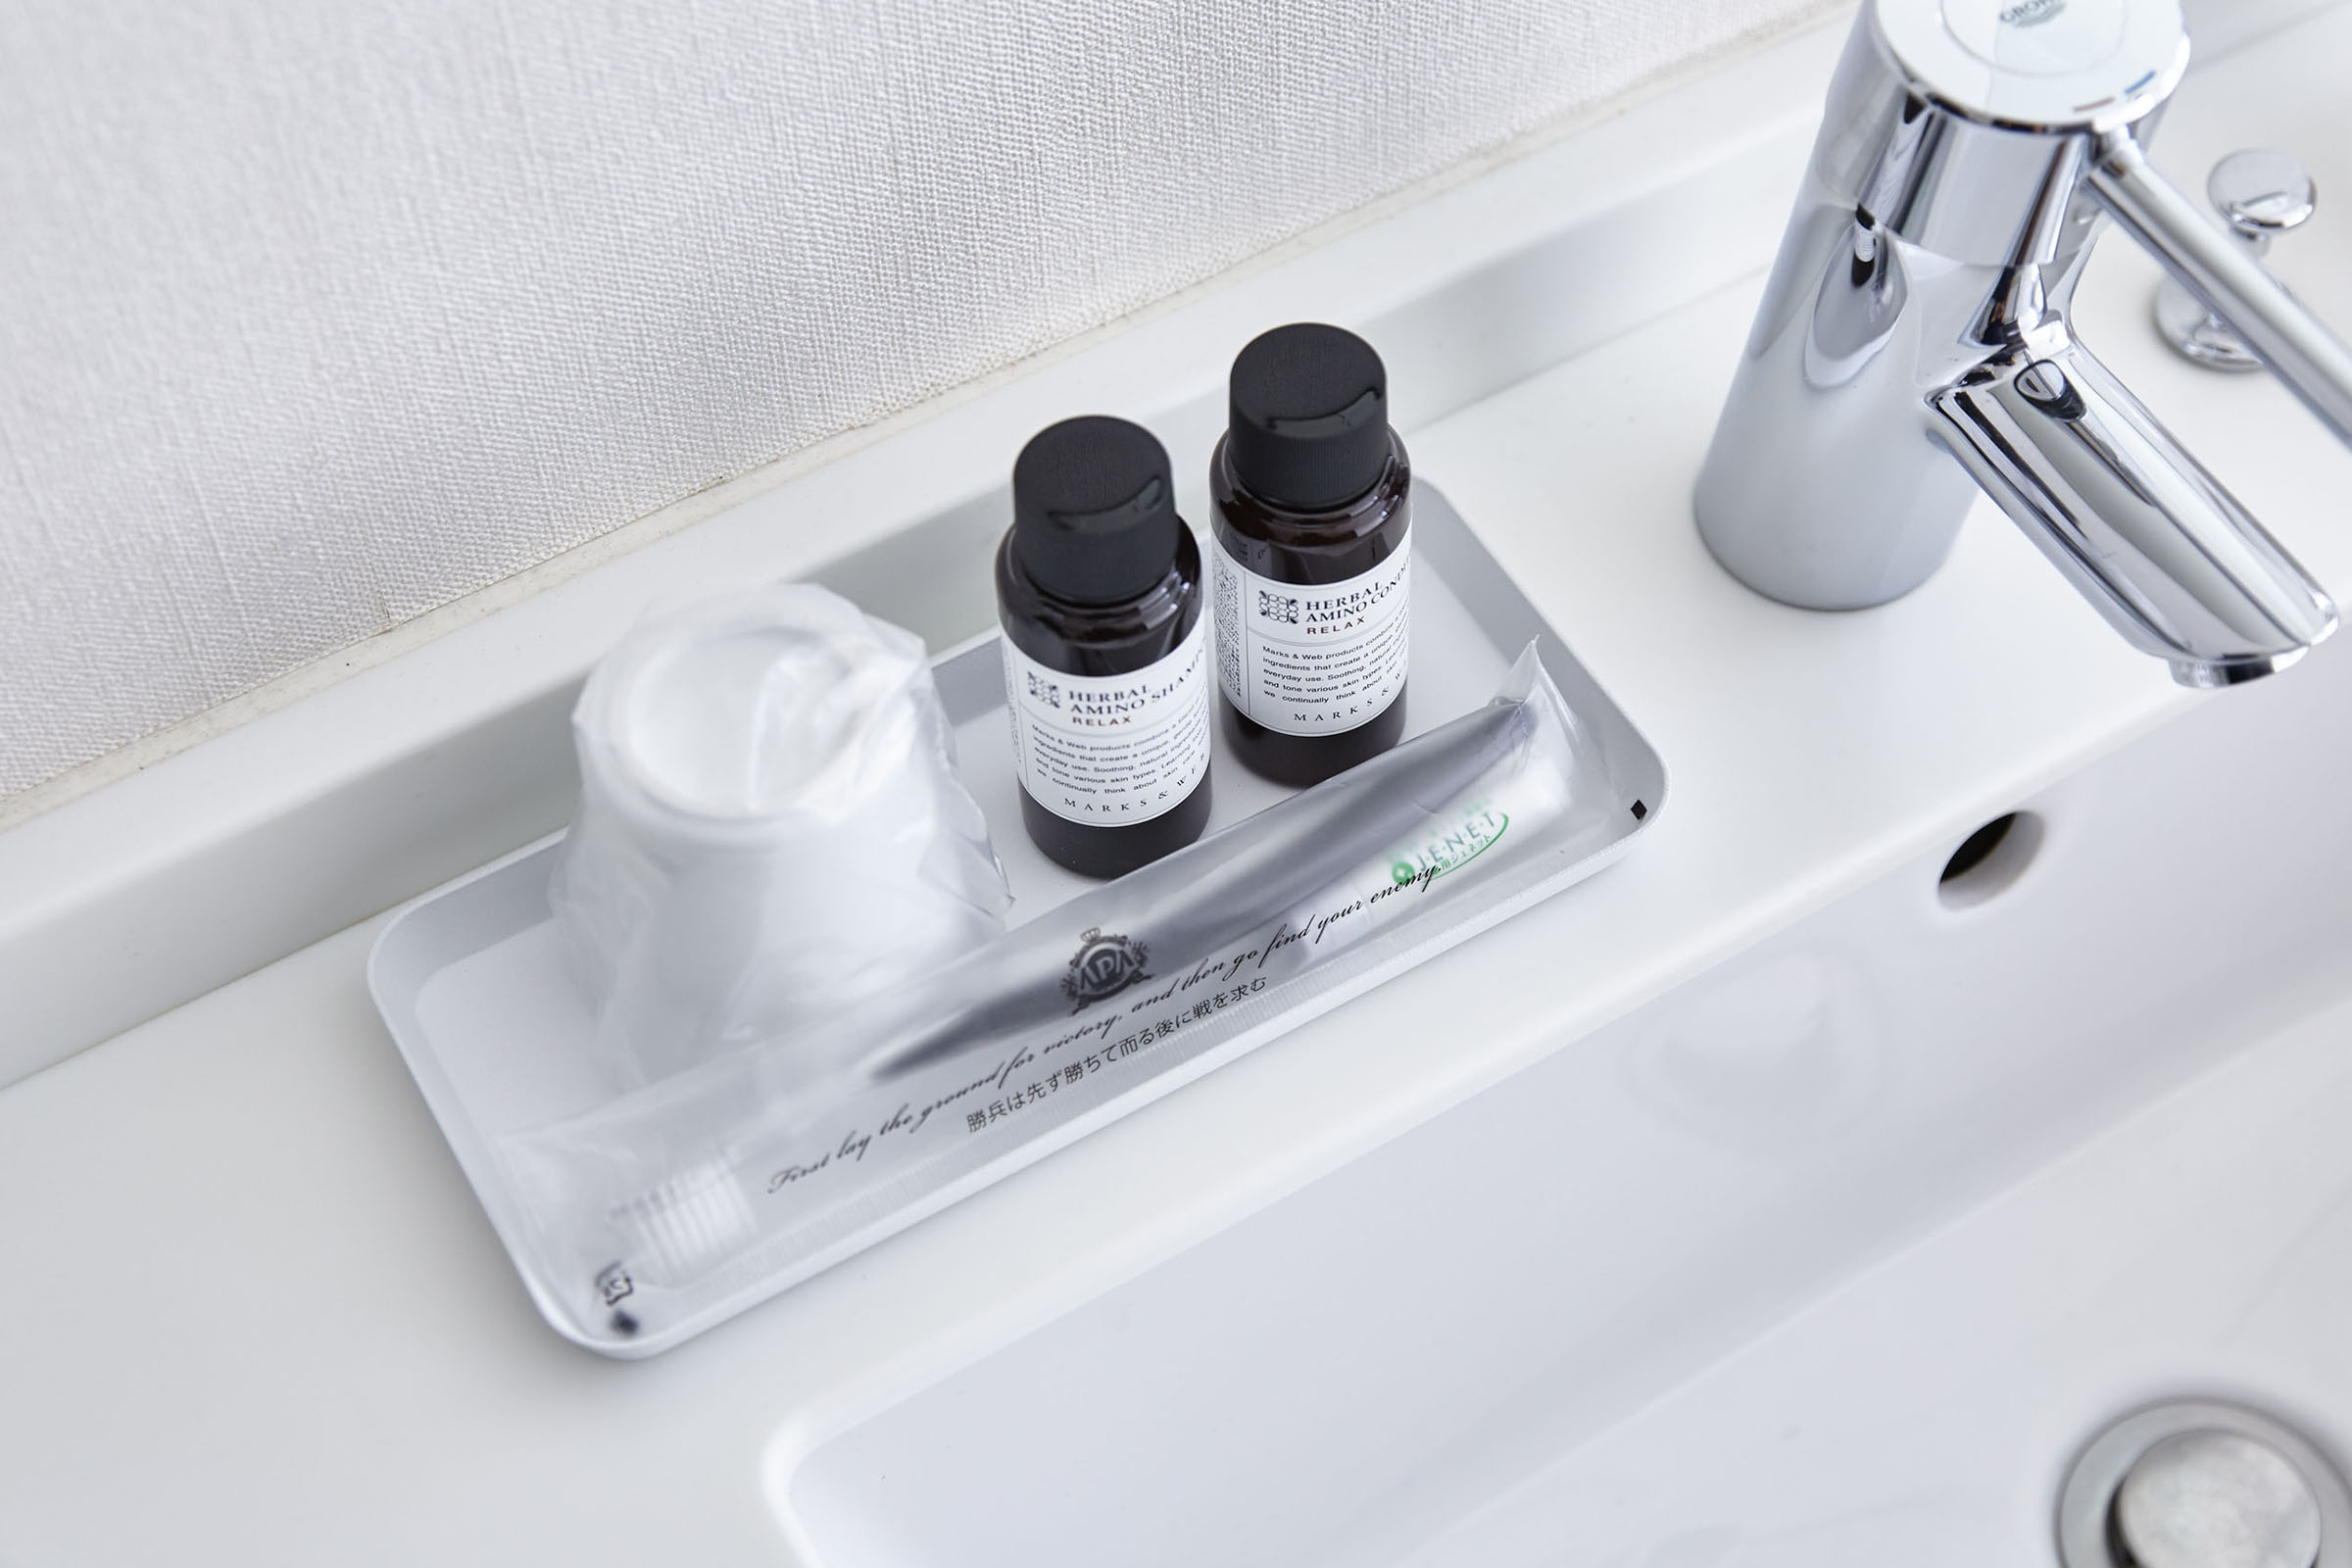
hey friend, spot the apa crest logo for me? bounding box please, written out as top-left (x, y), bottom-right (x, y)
top-left (1060, 927), bottom-right (1151, 1010)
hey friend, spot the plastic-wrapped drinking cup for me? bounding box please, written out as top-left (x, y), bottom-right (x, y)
top-left (550, 584), bottom-right (1009, 1084)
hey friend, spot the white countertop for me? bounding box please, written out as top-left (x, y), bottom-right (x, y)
top-left (6, 8), bottom-right (2352, 1561)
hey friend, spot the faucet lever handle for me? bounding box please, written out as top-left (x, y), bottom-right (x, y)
top-left (2157, 149), bottom-right (2318, 368)
top-left (2094, 132), bottom-right (2352, 438)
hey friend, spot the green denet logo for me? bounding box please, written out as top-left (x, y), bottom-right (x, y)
top-left (1392, 808), bottom-right (1508, 886)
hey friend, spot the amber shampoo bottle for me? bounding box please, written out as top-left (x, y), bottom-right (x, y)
top-left (997, 416), bottom-right (1212, 878)
top-left (1210, 323), bottom-right (1411, 787)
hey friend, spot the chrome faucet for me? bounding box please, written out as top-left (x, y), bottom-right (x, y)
top-left (1695, 0), bottom-right (2352, 686)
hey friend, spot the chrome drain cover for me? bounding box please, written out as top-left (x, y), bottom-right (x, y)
top-left (2115, 1430), bottom-right (2323, 1568)
top-left (2061, 1402), bottom-right (2352, 1568)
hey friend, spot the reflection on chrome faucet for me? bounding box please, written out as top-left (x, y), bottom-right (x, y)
top-left (1695, 0), bottom-right (2352, 688)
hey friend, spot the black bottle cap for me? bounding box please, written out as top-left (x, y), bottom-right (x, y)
top-left (1010, 416), bottom-right (1182, 606)
top-left (1226, 323), bottom-right (1391, 511)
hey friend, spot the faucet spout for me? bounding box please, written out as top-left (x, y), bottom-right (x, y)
top-left (1931, 336), bottom-right (2337, 684)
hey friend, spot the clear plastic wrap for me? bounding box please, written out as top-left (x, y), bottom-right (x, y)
top-left (549, 583), bottom-right (1011, 1085)
top-left (502, 646), bottom-right (1622, 1336)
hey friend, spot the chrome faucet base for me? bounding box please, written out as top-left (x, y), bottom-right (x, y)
top-left (1696, 0), bottom-right (2352, 686)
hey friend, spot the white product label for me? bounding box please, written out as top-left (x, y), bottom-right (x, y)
top-left (1212, 530), bottom-right (1410, 736)
top-left (1003, 614), bottom-right (1211, 826)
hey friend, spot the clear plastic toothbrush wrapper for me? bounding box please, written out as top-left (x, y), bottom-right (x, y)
top-left (369, 481), bottom-right (1662, 1355)
top-left (514, 647), bottom-right (1610, 1336)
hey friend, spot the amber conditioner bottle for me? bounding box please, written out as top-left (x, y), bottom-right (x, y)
top-left (1210, 323), bottom-right (1410, 787)
top-left (997, 416), bottom-right (1212, 878)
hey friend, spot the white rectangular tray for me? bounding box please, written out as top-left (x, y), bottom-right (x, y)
top-left (368, 480), bottom-right (1665, 1356)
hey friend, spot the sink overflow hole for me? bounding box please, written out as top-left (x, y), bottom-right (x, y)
top-left (1937, 810), bottom-right (2042, 909)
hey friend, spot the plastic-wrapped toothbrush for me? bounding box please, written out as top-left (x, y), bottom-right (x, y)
top-left (499, 646), bottom-right (1619, 1323)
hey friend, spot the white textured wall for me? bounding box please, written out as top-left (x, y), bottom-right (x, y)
top-left (0, 0), bottom-right (1819, 800)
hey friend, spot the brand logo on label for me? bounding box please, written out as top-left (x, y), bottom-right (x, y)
top-left (1060, 926), bottom-right (1151, 1010)
top-left (1998, 0), bottom-right (2065, 26)
top-left (1025, 668), bottom-right (1062, 709)
top-left (1256, 589), bottom-right (1299, 624)
top-left (1390, 809), bottom-right (1509, 887)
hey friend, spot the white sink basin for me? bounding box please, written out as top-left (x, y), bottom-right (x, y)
top-left (773, 626), bottom-right (2352, 1565)
top-left (769, 11), bottom-right (2352, 1565)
